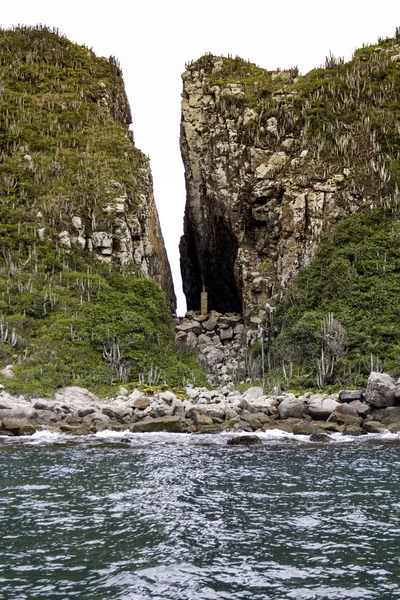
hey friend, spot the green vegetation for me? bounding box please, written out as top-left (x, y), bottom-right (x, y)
top-left (186, 32), bottom-right (400, 391)
top-left (0, 25), bottom-right (205, 396)
top-left (191, 31), bottom-right (400, 202)
top-left (252, 207), bottom-right (400, 391)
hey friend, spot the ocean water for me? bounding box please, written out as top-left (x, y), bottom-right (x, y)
top-left (1, 430), bottom-right (400, 600)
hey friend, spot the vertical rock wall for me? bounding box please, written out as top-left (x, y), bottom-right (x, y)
top-left (179, 45), bottom-right (400, 323)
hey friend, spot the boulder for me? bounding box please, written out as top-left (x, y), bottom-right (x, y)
top-left (317, 421), bottom-right (345, 433)
top-left (339, 390), bottom-right (364, 403)
top-left (387, 422), bottom-right (400, 432)
top-left (227, 435), bottom-right (262, 446)
top-left (59, 424), bottom-right (93, 435)
top-left (381, 406), bottom-right (400, 425)
top-left (243, 387), bottom-right (264, 402)
top-left (349, 400), bottom-right (370, 418)
top-left (55, 386), bottom-right (101, 405)
top-left (293, 422), bottom-right (325, 435)
top-left (133, 397), bottom-right (150, 410)
top-left (307, 396), bottom-right (340, 420)
top-left (219, 314), bottom-right (242, 327)
top-left (185, 387), bottom-right (199, 400)
top-left (365, 372), bottom-right (397, 408)
top-left (176, 321), bottom-right (202, 335)
top-left (237, 420), bottom-right (254, 432)
top-left (262, 421), bottom-right (294, 433)
top-left (202, 311), bottom-right (220, 331)
top-left (278, 397), bottom-right (306, 419)
top-left (77, 407), bottom-right (95, 418)
top-left (130, 416), bottom-right (184, 433)
top-left (0, 405), bottom-right (37, 420)
top-left (328, 404), bottom-right (362, 426)
top-left (199, 347), bottom-right (225, 368)
top-left (342, 425), bottom-right (363, 436)
top-left (240, 412), bottom-right (268, 430)
top-left (1, 418), bottom-right (37, 436)
top-left (186, 409), bottom-right (214, 428)
top-left (362, 421), bottom-right (388, 434)
top-left (219, 327), bottom-right (233, 341)
top-left (309, 433), bottom-right (333, 443)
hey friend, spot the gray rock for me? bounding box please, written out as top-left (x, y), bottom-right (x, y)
top-left (218, 314), bottom-right (242, 327)
top-left (227, 435), bottom-right (262, 446)
top-left (309, 433), bottom-right (332, 443)
top-left (278, 397), bottom-right (306, 419)
top-left (186, 409), bottom-right (214, 427)
top-left (0, 405), bottom-right (37, 420)
top-left (349, 400), bottom-right (370, 417)
top-left (158, 391), bottom-right (177, 405)
top-left (185, 387), bottom-right (199, 400)
top-left (307, 396), bottom-right (340, 420)
top-left (130, 416), bottom-right (185, 433)
top-left (200, 347), bottom-right (225, 368)
top-left (365, 372), bottom-right (397, 408)
top-left (381, 406), bottom-right (400, 425)
top-left (328, 404), bottom-right (362, 426)
top-left (54, 386), bottom-right (101, 405)
top-left (244, 387), bottom-right (264, 402)
top-left (202, 311), bottom-right (221, 331)
top-left (176, 321), bottom-right (202, 336)
top-left (219, 327), bottom-right (233, 340)
top-left (1, 418), bottom-right (37, 435)
top-left (362, 421), bottom-right (388, 434)
top-left (339, 390), bottom-right (364, 402)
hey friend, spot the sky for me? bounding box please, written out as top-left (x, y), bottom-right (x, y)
top-left (2, 1), bottom-right (399, 314)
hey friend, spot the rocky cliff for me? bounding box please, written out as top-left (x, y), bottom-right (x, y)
top-left (180, 33), bottom-right (400, 324)
top-left (0, 26), bottom-right (207, 396)
top-left (0, 25), bottom-right (175, 310)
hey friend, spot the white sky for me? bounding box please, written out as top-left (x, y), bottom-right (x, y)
top-left (2, 1), bottom-right (399, 314)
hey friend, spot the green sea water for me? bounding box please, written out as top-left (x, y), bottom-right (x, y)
top-left (1, 430), bottom-right (400, 599)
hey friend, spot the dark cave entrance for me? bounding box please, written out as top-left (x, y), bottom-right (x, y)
top-left (180, 216), bottom-right (242, 314)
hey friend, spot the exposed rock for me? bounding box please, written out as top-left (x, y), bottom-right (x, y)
top-left (227, 435), bottom-right (262, 446)
top-left (307, 396), bottom-right (340, 420)
top-left (278, 397), bottom-right (306, 419)
top-left (293, 422), bottom-right (325, 435)
top-left (339, 390), bottom-right (364, 403)
top-left (130, 416), bottom-right (185, 433)
top-left (262, 421), bottom-right (294, 433)
top-left (133, 397), bottom-right (151, 410)
top-left (186, 409), bottom-right (214, 428)
top-left (179, 54), bottom-right (393, 320)
top-left (1, 418), bottom-right (37, 436)
top-left (202, 311), bottom-right (221, 331)
top-left (380, 407), bottom-right (400, 425)
top-left (387, 422), bottom-right (400, 432)
top-left (365, 372), bottom-right (397, 408)
top-left (54, 387), bottom-right (102, 405)
top-left (362, 421), bottom-right (388, 434)
top-left (244, 387), bottom-right (264, 402)
top-left (349, 400), bottom-right (370, 417)
top-left (309, 433), bottom-right (333, 443)
top-left (328, 404), bottom-right (362, 426)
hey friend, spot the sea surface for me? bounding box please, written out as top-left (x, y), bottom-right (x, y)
top-left (1, 429), bottom-right (400, 600)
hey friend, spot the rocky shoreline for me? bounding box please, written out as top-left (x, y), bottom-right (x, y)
top-left (1, 372), bottom-right (400, 439)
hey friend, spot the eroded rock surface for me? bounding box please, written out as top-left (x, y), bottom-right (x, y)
top-left (179, 50), bottom-right (400, 322)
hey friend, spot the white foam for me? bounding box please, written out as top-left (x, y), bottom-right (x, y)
top-left (95, 429), bottom-right (132, 439)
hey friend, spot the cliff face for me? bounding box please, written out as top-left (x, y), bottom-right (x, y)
top-left (180, 36), bottom-right (400, 323)
top-left (0, 25), bottom-right (175, 310)
top-left (0, 26), bottom-right (208, 397)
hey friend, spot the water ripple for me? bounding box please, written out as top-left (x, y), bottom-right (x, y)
top-left (1, 433), bottom-right (400, 598)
